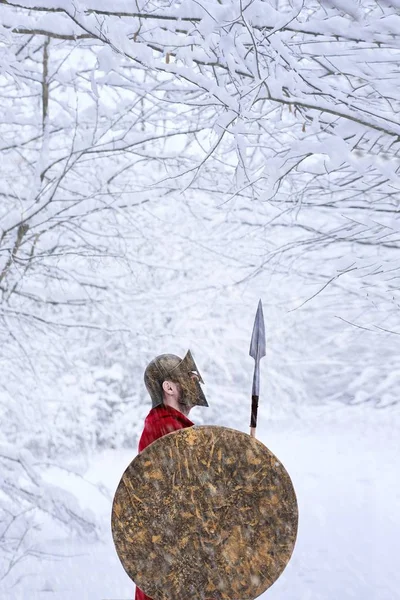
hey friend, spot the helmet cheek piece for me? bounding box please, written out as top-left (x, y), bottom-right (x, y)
top-left (177, 377), bottom-right (208, 409)
top-left (168, 350), bottom-right (208, 408)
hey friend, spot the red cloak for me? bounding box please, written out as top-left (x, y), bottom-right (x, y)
top-left (135, 405), bottom-right (194, 600)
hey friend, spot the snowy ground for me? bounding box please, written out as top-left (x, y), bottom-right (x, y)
top-left (4, 404), bottom-right (399, 600)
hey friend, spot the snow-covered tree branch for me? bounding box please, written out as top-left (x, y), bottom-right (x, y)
top-left (0, 2), bottom-right (399, 589)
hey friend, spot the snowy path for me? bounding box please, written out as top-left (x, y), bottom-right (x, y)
top-left (5, 405), bottom-right (399, 600)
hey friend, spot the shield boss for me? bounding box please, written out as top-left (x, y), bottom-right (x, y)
top-left (112, 426), bottom-right (298, 600)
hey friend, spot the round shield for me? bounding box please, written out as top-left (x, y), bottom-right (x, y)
top-left (112, 426), bottom-right (298, 600)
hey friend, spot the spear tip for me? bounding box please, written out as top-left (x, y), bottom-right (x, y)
top-left (249, 299), bottom-right (266, 359)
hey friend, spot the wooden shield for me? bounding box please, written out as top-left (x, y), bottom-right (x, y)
top-left (112, 426), bottom-right (298, 600)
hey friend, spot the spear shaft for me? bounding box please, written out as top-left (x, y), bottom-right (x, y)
top-left (249, 300), bottom-right (266, 438)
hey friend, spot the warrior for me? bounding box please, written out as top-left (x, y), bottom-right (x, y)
top-left (135, 350), bottom-right (208, 600)
top-left (113, 303), bottom-right (298, 600)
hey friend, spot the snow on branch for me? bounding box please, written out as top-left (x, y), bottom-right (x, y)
top-left (1, 0), bottom-right (398, 201)
top-left (0, 445), bottom-right (97, 584)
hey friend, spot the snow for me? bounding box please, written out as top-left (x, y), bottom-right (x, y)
top-left (2, 404), bottom-right (398, 600)
top-left (0, 2), bottom-right (399, 599)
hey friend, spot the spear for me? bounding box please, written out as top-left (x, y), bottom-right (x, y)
top-left (249, 299), bottom-right (266, 438)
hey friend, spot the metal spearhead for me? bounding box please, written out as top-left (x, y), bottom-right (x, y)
top-left (249, 299), bottom-right (266, 437)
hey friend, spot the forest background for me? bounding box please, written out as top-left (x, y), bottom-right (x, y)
top-left (0, 1), bottom-right (399, 598)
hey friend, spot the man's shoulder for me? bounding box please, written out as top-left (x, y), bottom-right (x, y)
top-left (139, 405), bottom-right (193, 453)
top-left (145, 405), bottom-right (193, 425)
top-left (144, 405), bottom-right (171, 425)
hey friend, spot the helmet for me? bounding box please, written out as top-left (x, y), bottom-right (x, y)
top-left (144, 350), bottom-right (208, 409)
